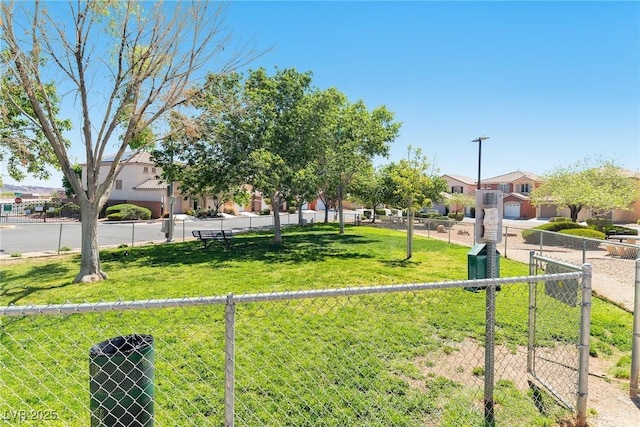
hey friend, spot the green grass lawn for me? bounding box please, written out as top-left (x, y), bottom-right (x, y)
top-left (0, 224), bottom-right (633, 426)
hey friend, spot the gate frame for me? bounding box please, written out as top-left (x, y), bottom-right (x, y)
top-left (528, 251), bottom-right (591, 425)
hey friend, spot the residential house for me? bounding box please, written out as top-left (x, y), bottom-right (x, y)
top-left (81, 152), bottom-right (188, 219)
top-left (439, 175), bottom-right (477, 216)
top-left (479, 171), bottom-right (543, 219)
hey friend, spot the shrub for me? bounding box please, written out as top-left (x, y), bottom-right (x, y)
top-left (184, 208), bottom-right (195, 216)
top-left (288, 206), bottom-right (297, 214)
top-left (105, 203), bottom-right (140, 214)
top-left (549, 217), bottom-right (571, 223)
top-left (583, 217), bottom-right (638, 236)
top-left (448, 213), bottom-right (464, 221)
top-left (224, 207), bottom-right (238, 215)
top-left (424, 217), bottom-right (454, 230)
top-left (260, 208), bottom-right (271, 216)
top-left (585, 217), bottom-right (611, 229)
top-left (601, 225), bottom-right (638, 237)
top-left (46, 208), bottom-right (61, 218)
top-left (375, 209), bottom-right (387, 216)
top-left (61, 202), bottom-right (80, 217)
top-left (119, 206), bottom-right (151, 220)
top-left (559, 228), bottom-right (606, 240)
top-left (362, 210), bottom-right (372, 219)
top-left (521, 222), bottom-right (586, 244)
top-left (106, 212), bottom-right (123, 221)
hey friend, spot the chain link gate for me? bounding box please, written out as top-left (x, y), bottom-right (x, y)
top-left (528, 252), bottom-right (592, 422)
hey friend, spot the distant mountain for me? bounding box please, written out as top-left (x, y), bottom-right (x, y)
top-left (1, 183), bottom-right (64, 196)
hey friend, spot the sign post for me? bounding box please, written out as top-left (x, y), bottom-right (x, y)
top-left (475, 190), bottom-right (503, 427)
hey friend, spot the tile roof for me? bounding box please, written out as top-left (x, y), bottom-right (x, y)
top-left (482, 170), bottom-right (542, 184)
top-left (442, 174), bottom-right (477, 185)
top-left (101, 151), bottom-right (153, 164)
top-left (133, 179), bottom-right (168, 190)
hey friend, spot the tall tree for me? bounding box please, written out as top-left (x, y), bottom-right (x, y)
top-left (1, 1), bottom-right (258, 282)
top-left (323, 99), bottom-right (401, 233)
top-left (385, 146), bottom-right (447, 258)
top-left (351, 165), bottom-right (390, 224)
top-left (530, 159), bottom-right (638, 222)
top-left (225, 68), bottom-right (322, 244)
top-left (152, 74), bottom-right (250, 215)
top-left (444, 192), bottom-right (475, 218)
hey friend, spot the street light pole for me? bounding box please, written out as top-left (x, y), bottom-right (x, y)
top-left (472, 136), bottom-right (489, 190)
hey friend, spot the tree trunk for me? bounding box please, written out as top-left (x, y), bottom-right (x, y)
top-left (324, 199), bottom-right (330, 223)
top-left (569, 205), bottom-right (581, 222)
top-left (74, 200), bottom-right (108, 283)
top-left (338, 186), bottom-right (345, 234)
top-left (272, 194), bottom-right (283, 244)
top-left (298, 203), bottom-right (304, 226)
top-left (406, 204), bottom-right (413, 259)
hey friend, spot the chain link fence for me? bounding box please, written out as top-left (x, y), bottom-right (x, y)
top-left (1, 264), bottom-right (590, 426)
top-left (373, 217), bottom-right (640, 401)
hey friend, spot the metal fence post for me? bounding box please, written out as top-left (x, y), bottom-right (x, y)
top-left (527, 251), bottom-right (536, 374)
top-left (582, 238), bottom-right (586, 265)
top-left (576, 263), bottom-right (592, 426)
top-left (504, 226), bottom-right (508, 259)
top-left (131, 222), bottom-right (135, 247)
top-left (57, 223), bottom-right (63, 255)
top-left (484, 239), bottom-right (498, 427)
top-left (225, 293), bottom-right (236, 427)
top-left (630, 258), bottom-right (640, 399)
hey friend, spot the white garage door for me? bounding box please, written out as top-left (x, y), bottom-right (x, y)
top-left (504, 202), bottom-right (520, 219)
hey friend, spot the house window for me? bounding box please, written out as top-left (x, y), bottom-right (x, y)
top-left (115, 180), bottom-right (122, 190)
top-left (151, 167), bottom-right (156, 174)
top-left (519, 183), bottom-right (531, 194)
top-left (451, 186), bottom-right (463, 193)
top-left (143, 166), bottom-right (149, 174)
top-left (498, 183), bottom-right (509, 193)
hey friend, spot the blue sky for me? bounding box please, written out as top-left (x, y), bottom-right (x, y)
top-left (6, 1), bottom-right (639, 188)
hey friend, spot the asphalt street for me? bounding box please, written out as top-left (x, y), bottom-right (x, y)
top-left (0, 211), bottom-right (328, 257)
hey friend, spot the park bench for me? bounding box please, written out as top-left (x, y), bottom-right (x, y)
top-left (192, 230), bottom-right (233, 249)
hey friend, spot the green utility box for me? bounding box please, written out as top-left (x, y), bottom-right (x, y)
top-left (467, 243), bottom-right (500, 280)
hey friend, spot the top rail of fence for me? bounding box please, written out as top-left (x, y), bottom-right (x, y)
top-left (0, 270), bottom-right (583, 317)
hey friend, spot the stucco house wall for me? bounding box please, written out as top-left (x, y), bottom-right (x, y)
top-left (81, 152), bottom-right (179, 218)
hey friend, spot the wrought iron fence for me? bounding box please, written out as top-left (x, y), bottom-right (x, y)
top-left (0, 201), bottom-right (80, 224)
top-left (0, 265), bottom-right (590, 426)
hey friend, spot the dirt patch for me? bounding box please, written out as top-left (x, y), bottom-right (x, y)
top-left (410, 337), bottom-right (639, 426)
